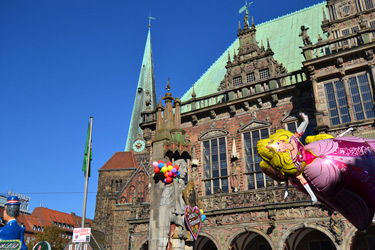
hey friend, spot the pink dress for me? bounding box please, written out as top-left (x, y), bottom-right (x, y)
top-left (291, 136), bottom-right (375, 230)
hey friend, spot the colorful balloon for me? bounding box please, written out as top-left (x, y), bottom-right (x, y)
top-left (153, 161), bottom-right (158, 167)
top-left (166, 177), bottom-right (172, 183)
top-left (174, 165), bottom-right (179, 171)
top-left (201, 215), bottom-right (206, 221)
top-left (167, 161), bottom-right (172, 166)
top-left (171, 168), bottom-right (177, 174)
top-left (161, 167), bottom-right (168, 173)
top-left (158, 163), bottom-right (164, 169)
top-left (158, 160), bottom-right (163, 164)
top-left (154, 167), bottom-right (160, 174)
top-left (167, 165), bottom-right (173, 172)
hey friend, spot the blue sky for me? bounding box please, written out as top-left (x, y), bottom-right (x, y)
top-left (0, 0), bottom-right (323, 220)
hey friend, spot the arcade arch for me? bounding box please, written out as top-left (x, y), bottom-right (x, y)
top-left (195, 234), bottom-right (219, 250)
top-left (279, 224), bottom-right (337, 250)
top-left (228, 230), bottom-right (273, 250)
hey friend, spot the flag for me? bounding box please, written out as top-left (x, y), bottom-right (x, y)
top-left (82, 121), bottom-right (92, 177)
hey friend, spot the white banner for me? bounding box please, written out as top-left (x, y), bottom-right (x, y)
top-left (73, 228), bottom-right (91, 243)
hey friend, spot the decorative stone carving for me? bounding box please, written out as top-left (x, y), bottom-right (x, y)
top-left (329, 211), bottom-right (345, 244)
top-left (366, 49), bottom-right (374, 61)
top-left (192, 115), bottom-right (198, 126)
top-left (229, 105), bottom-right (236, 116)
top-left (210, 110), bottom-right (216, 119)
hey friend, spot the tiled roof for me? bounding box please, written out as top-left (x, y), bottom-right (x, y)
top-left (99, 151), bottom-right (139, 171)
top-left (181, 2), bottom-right (325, 102)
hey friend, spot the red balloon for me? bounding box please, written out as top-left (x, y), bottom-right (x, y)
top-left (174, 165), bottom-right (179, 171)
top-left (154, 167), bottom-right (160, 174)
top-left (167, 161), bottom-right (172, 166)
top-left (166, 177), bottom-right (172, 183)
top-left (158, 160), bottom-right (164, 164)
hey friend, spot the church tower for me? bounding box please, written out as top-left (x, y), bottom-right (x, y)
top-left (125, 22), bottom-right (157, 151)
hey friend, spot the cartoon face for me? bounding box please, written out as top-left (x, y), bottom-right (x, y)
top-left (273, 140), bottom-right (289, 152)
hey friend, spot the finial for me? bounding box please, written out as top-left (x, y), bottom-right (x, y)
top-left (267, 38), bottom-right (270, 48)
top-left (192, 84), bottom-right (196, 98)
top-left (227, 51), bottom-right (231, 63)
top-left (261, 40), bottom-right (264, 50)
top-left (148, 14), bottom-right (156, 27)
top-left (238, 21), bottom-right (241, 31)
top-left (165, 77), bottom-right (171, 92)
top-left (251, 16), bottom-right (255, 28)
top-left (233, 49), bottom-right (237, 60)
top-left (322, 7), bottom-right (327, 21)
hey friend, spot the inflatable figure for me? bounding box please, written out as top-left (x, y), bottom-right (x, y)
top-left (257, 113), bottom-right (375, 230)
top-left (0, 196), bottom-right (28, 250)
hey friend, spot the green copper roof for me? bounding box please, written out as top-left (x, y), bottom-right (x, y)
top-left (125, 27), bottom-right (157, 151)
top-left (181, 2), bottom-right (325, 102)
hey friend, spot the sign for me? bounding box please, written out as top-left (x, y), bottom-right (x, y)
top-left (184, 205), bottom-right (202, 240)
top-left (0, 240), bottom-right (21, 250)
top-left (32, 241), bottom-right (51, 250)
top-left (73, 228), bottom-right (91, 243)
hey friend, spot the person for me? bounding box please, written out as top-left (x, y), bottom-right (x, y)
top-left (0, 196), bottom-right (28, 250)
top-left (257, 113), bottom-right (375, 230)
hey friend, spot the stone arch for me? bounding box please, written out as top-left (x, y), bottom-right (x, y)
top-left (195, 231), bottom-right (220, 250)
top-left (135, 238), bottom-right (149, 250)
top-left (277, 223), bottom-right (339, 250)
top-left (225, 228), bottom-right (275, 250)
top-left (343, 225), bottom-right (358, 249)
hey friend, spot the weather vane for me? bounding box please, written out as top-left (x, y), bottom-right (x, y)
top-left (239, 0), bottom-right (253, 15)
top-left (148, 13), bottom-right (156, 27)
top-left (165, 77), bottom-right (171, 92)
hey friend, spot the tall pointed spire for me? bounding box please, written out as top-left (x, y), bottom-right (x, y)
top-left (125, 22), bottom-right (157, 151)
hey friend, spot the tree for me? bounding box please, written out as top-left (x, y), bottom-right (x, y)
top-left (27, 225), bottom-right (69, 250)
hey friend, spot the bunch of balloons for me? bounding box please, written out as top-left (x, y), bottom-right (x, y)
top-left (153, 160), bottom-right (181, 184)
top-left (200, 209), bottom-right (206, 222)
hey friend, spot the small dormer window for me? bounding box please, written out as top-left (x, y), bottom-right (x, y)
top-left (259, 69), bottom-right (270, 79)
top-left (33, 226), bottom-right (36, 231)
top-left (246, 73), bottom-right (255, 83)
top-left (233, 76), bottom-right (242, 87)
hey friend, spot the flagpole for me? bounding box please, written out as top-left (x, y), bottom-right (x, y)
top-left (82, 117), bottom-right (93, 228)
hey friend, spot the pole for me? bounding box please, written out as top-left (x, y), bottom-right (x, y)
top-left (81, 117), bottom-right (93, 228)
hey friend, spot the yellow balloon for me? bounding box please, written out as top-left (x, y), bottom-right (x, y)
top-left (161, 167), bottom-right (168, 173)
top-left (168, 165), bottom-right (173, 172)
top-left (200, 209), bottom-right (204, 215)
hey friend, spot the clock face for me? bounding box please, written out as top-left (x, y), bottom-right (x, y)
top-left (133, 140), bottom-right (145, 152)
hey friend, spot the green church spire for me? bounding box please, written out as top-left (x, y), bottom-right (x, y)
top-left (125, 23), bottom-right (157, 151)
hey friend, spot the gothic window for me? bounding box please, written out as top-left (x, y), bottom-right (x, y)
top-left (233, 76), bottom-right (243, 87)
top-left (246, 73), bottom-right (255, 83)
top-left (128, 186), bottom-right (136, 204)
top-left (348, 74), bottom-right (375, 120)
top-left (137, 172), bottom-right (146, 202)
top-left (202, 137), bottom-right (229, 195)
top-left (243, 128), bottom-right (273, 190)
top-left (259, 69), bottom-right (270, 79)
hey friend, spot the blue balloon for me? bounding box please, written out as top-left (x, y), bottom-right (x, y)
top-left (176, 172), bottom-right (180, 177)
top-left (201, 214), bottom-right (206, 221)
top-left (158, 163), bottom-right (164, 169)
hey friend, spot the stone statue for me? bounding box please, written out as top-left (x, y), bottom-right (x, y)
top-left (230, 162), bottom-right (240, 192)
top-left (158, 159), bottom-right (188, 250)
top-left (299, 25), bottom-right (312, 46)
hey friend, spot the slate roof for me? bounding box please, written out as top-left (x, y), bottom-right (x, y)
top-left (98, 151), bottom-right (139, 171)
top-left (181, 2), bottom-right (326, 102)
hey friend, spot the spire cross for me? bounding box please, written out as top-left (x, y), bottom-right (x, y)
top-left (148, 14), bottom-right (156, 27)
top-left (165, 77), bottom-right (171, 92)
top-left (239, 0), bottom-right (253, 15)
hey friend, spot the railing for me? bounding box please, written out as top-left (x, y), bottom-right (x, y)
top-left (302, 27), bottom-right (375, 60)
top-left (180, 70), bottom-right (307, 114)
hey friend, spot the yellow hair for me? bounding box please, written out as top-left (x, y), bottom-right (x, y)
top-left (257, 129), bottom-right (299, 177)
top-left (305, 134), bottom-right (334, 144)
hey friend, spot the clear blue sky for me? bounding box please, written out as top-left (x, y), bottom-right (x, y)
top-left (0, 1), bottom-right (323, 220)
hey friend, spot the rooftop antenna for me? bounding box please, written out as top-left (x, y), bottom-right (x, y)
top-left (148, 13), bottom-right (156, 27)
top-left (239, 0), bottom-right (253, 14)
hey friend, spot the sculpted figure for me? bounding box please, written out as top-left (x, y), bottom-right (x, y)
top-left (257, 113), bottom-right (375, 230)
top-left (0, 196), bottom-right (27, 250)
top-left (299, 25), bottom-right (312, 46)
top-left (158, 159), bottom-right (188, 250)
